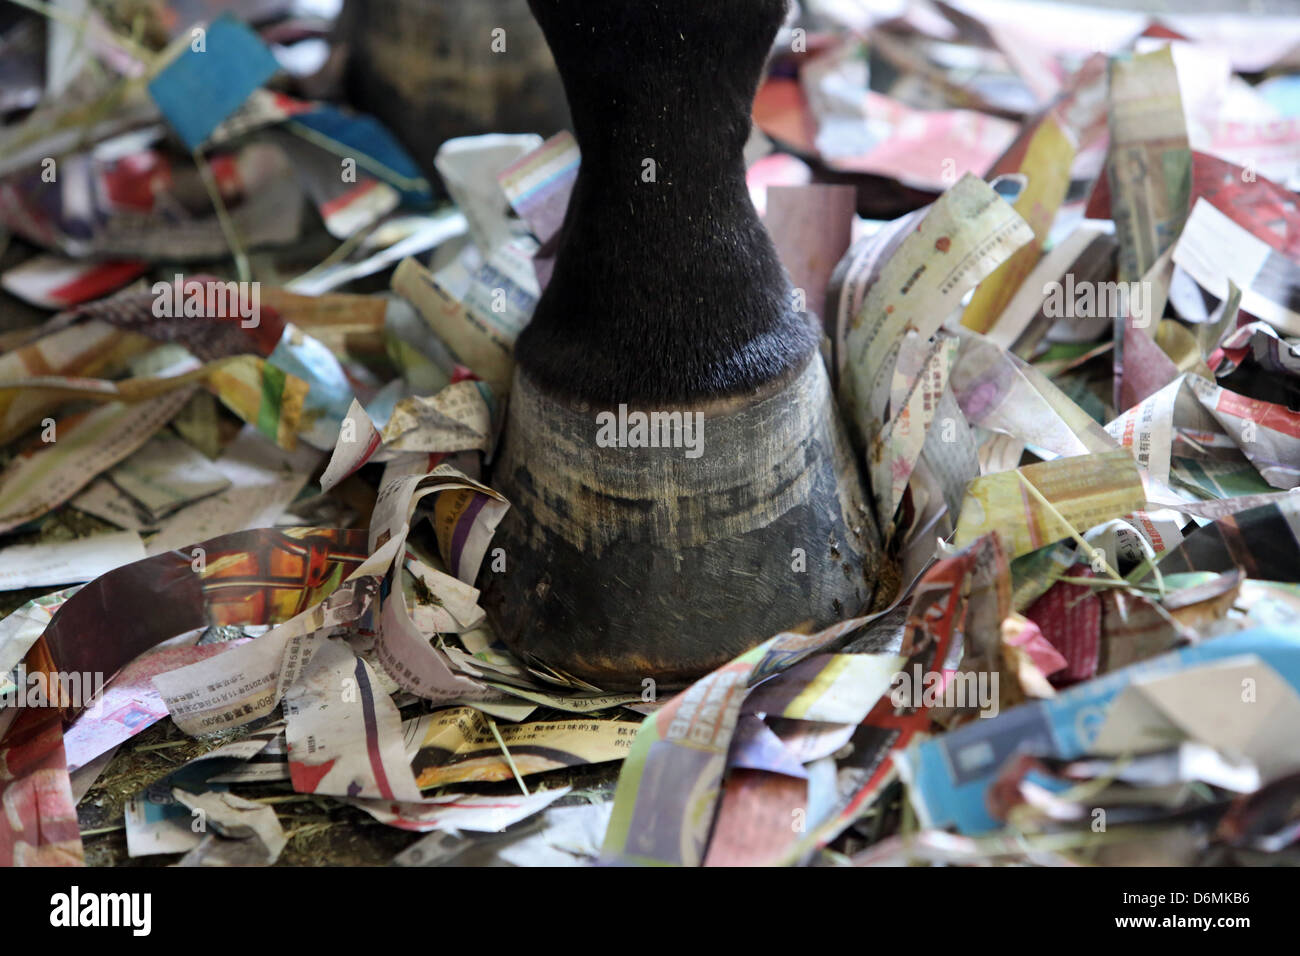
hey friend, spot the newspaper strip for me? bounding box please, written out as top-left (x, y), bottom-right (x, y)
top-left (0, 587), bottom-right (79, 684)
top-left (258, 287), bottom-right (387, 361)
top-left (391, 256), bottom-right (515, 395)
top-left (0, 144), bottom-right (305, 260)
top-left (989, 228), bottom-right (1115, 354)
top-left (124, 720), bottom-right (285, 857)
top-left (172, 788), bottom-right (288, 866)
top-left (1205, 116), bottom-right (1300, 187)
top-left (367, 472), bottom-right (502, 702)
top-left (1115, 246), bottom-right (1177, 413)
top-left (0, 388), bottom-right (193, 534)
top-left (286, 210), bottom-right (468, 297)
top-left (270, 129), bottom-right (400, 239)
top-left (497, 130), bottom-right (581, 289)
top-left (1216, 318), bottom-right (1299, 378)
top-left (952, 332), bottom-right (1117, 459)
top-left (37, 525), bottom-right (369, 700)
top-left (320, 398), bottom-right (387, 492)
top-left (766, 184), bottom-right (858, 328)
top-left (403, 707), bottom-right (634, 787)
top-left (915, 389), bottom-right (982, 525)
top-left (962, 115), bottom-right (1075, 336)
top-left (895, 629), bottom-right (1300, 834)
top-left (143, 427), bottom-right (321, 555)
top-left (283, 635), bottom-right (422, 801)
top-left (870, 331), bottom-right (960, 523)
top-left (0, 320), bottom-right (151, 444)
top-left (485, 684), bottom-right (643, 714)
top-left (825, 208), bottom-right (925, 387)
top-left (702, 770), bottom-right (809, 866)
top-left (766, 718), bottom-right (858, 766)
top-left (770, 535), bottom-right (1008, 865)
top-left (807, 86), bottom-right (1018, 190)
top-left (1172, 459), bottom-right (1272, 501)
top-left (64, 639), bottom-right (240, 772)
top-left (421, 467), bottom-right (510, 585)
top-left (436, 133), bottom-right (541, 253)
top-left (1106, 46), bottom-right (1191, 282)
top-left (105, 434), bottom-right (231, 520)
top-left (0, 528), bottom-right (368, 864)
top-left (840, 173), bottom-right (1033, 448)
top-left (0, 706), bottom-right (82, 864)
top-left (1149, 490), bottom-right (1300, 523)
top-left (204, 356), bottom-right (310, 450)
top-left (1104, 376), bottom-right (1187, 486)
top-left (953, 449), bottom-right (1147, 557)
top-left (320, 381), bottom-right (494, 495)
top-left (405, 556), bottom-right (486, 635)
top-left (1186, 374), bottom-right (1300, 489)
top-left (169, 391), bottom-right (224, 462)
top-left (602, 617), bottom-right (868, 867)
top-left (380, 381), bottom-right (495, 454)
top-left (498, 131), bottom-right (580, 246)
top-left (0, 254), bottom-right (146, 309)
top-left (0, 532), bottom-right (145, 592)
top-left (1175, 198), bottom-right (1300, 337)
top-left (742, 652), bottom-right (904, 725)
top-left (1026, 565), bottom-right (1103, 684)
top-left (153, 548), bottom-right (387, 735)
top-left (347, 787), bottom-right (570, 833)
top-left (1150, 497), bottom-right (1300, 581)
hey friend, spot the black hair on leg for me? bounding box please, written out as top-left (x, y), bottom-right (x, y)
top-left (515, 0), bottom-right (818, 405)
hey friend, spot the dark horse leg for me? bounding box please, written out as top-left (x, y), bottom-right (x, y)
top-left (482, 0), bottom-right (882, 689)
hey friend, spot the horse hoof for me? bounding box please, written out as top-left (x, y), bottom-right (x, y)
top-left (482, 353), bottom-right (881, 689)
